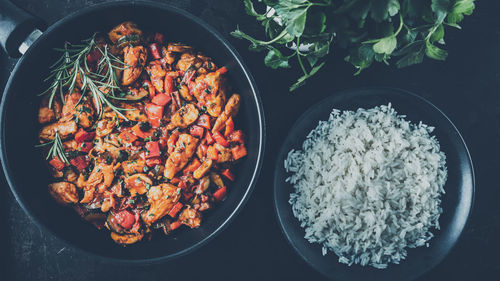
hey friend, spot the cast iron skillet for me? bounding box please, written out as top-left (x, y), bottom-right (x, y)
top-left (0, 0), bottom-right (265, 263)
top-left (274, 87), bottom-right (474, 281)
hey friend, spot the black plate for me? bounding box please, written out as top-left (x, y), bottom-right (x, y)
top-left (0, 1), bottom-right (265, 263)
top-left (274, 87), bottom-right (474, 281)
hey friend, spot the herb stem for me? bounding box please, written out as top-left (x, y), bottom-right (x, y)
top-left (296, 37), bottom-right (308, 76)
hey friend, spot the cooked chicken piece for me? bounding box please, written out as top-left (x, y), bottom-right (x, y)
top-left (176, 52), bottom-right (197, 72)
top-left (122, 46), bottom-right (147, 86)
top-left (193, 159), bottom-right (212, 179)
top-left (108, 21), bottom-right (142, 44)
top-left (124, 86), bottom-right (148, 100)
top-left (124, 173), bottom-right (152, 196)
top-left (63, 169), bottom-right (78, 183)
top-left (61, 90), bottom-right (95, 128)
top-left (168, 43), bottom-right (193, 53)
top-left (62, 140), bottom-right (79, 152)
top-left (214, 143), bottom-right (232, 163)
top-left (178, 83), bottom-right (193, 102)
top-left (95, 119), bottom-right (117, 137)
top-left (38, 98), bottom-right (62, 124)
top-left (81, 162), bottom-right (114, 203)
top-left (163, 50), bottom-right (175, 65)
top-left (104, 102), bottom-right (147, 122)
top-left (142, 183), bottom-right (181, 225)
top-left (48, 182), bottom-right (78, 205)
top-left (192, 72), bottom-right (226, 117)
top-left (179, 207), bottom-right (201, 228)
top-left (110, 232), bottom-right (144, 245)
top-left (212, 94), bottom-right (241, 133)
top-left (164, 134), bottom-right (199, 179)
top-left (168, 104), bottom-right (199, 129)
top-left (39, 120), bottom-right (77, 141)
top-left (122, 160), bottom-right (146, 175)
top-left (93, 137), bottom-right (121, 159)
top-left (147, 62), bottom-right (166, 93)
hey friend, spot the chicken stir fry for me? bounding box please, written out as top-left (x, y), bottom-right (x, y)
top-left (38, 21), bottom-right (247, 245)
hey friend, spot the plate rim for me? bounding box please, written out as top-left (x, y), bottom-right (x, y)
top-left (273, 86), bottom-right (475, 280)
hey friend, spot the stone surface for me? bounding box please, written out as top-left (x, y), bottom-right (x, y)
top-left (1, 0), bottom-right (500, 280)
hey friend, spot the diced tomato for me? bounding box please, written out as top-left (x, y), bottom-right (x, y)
top-left (70, 155), bottom-right (89, 171)
top-left (146, 157), bottom-right (161, 167)
top-left (49, 157), bottom-right (66, 171)
top-left (167, 131), bottom-right (180, 154)
top-left (207, 145), bottom-right (218, 161)
top-left (205, 131), bottom-right (215, 145)
top-left (222, 169), bottom-right (235, 181)
top-left (197, 114), bottom-right (211, 129)
top-left (143, 80), bottom-right (156, 98)
top-left (145, 103), bottom-right (164, 128)
top-left (149, 43), bottom-right (161, 59)
top-left (119, 129), bottom-right (139, 143)
top-left (216, 66), bottom-right (228, 75)
top-left (231, 145), bottom-right (247, 160)
top-left (224, 117), bottom-right (234, 137)
top-left (152, 93), bottom-right (171, 106)
top-left (212, 132), bottom-right (228, 147)
top-left (184, 158), bottom-right (201, 173)
top-left (213, 186), bottom-right (227, 201)
top-left (227, 130), bottom-right (245, 145)
top-left (189, 125), bottom-right (205, 138)
top-left (74, 128), bottom-right (95, 143)
top-left (146, 141), bottom-right (160, 158)
top-left (170, 221), bottom-right (182, 230)
top-left (154, 32), bottom-right (164, 44)
top-left (115, 210), bottom-right (135, 229)
top-left (168, 202), bottom-right (183, 218)
top-left (164, 75), bottom-right (174, 94)
top-left (78, 142), bottom-right (93, 153)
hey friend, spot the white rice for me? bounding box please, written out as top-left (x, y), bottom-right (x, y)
top-left (285, 104), bottom-right (447, 269)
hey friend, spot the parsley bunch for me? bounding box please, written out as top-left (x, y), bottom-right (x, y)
top-left (232, 0), bottom-right (476, 91)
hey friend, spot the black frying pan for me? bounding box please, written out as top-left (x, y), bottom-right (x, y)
top-left (0, 0), bottom-right (265, 263)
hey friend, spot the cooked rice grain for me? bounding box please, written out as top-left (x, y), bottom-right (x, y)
top-left (285, 104), bottom-right (447, 268)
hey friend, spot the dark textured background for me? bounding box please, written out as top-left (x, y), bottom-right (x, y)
top-left (1, 0), bottom-right (500, 280)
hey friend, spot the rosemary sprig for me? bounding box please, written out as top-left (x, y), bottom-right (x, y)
top-left (36, 132), bottom-right (69, 164)
top-left (39, 34), bottom-right (129, 118)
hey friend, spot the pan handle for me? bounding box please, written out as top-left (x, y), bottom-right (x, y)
top-left (0, 0), bottom-right (45, 57)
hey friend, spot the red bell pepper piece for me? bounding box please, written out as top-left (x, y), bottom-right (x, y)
top-left (205, 131), bottom-right (215, 145)
top-left (154, 32), bottom-right (164, 44)
top-left (213, 186), bottom-right (227, 201)
top-left (231, 145), bottom-right (247, 160)
top-left (152, 93), bottom-right (171, 106)
top-left (78, 142), bottom-right (93, 153)
top-left (143, 80), bottom-right (156, 98)
top-left (145, 141), bottom-right (160, 158)
top-left (168, 202), bottom-right (183, 218)
top-left (182, 69), bottom-right (196, 84)
top-left (164, 75), bottom-right (174, 94)
top-left (189, 125), bottom-right (205, 138)
top-left (146, 157), bottom-right (161, 167)
top-left (184, 158), bottom-right (201, 173)
top-left (49, 157), bottom-right (66, 171)
top-left (227, 130), bottom-right (245, 145)
top-left (197, 114), bottom-right (211, 129)
top-left (212, 132), bottom-right (228, 147)
top-left (115, 210), bottom-right (135, 229)
top-left (216, 66), bottom-right (228, 75)
top-left (170, 221), bottom-right (182, 230)
top-left (224, 117), bottom-right (234, 137)
top-left (119, 129), bottom-right (138, 143)
top-left (145, 103), bottom-right (164, 127)
top-left (70, 155), bottom-right (89, 171)
top-left (74, 128), bottom-right (95, 143)
top-left (221, 169), bottom-right (235, 181)
top-left (149, 43), bottom-right (161, 59)
top-left (207, 145), bottom-right (218, 161)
